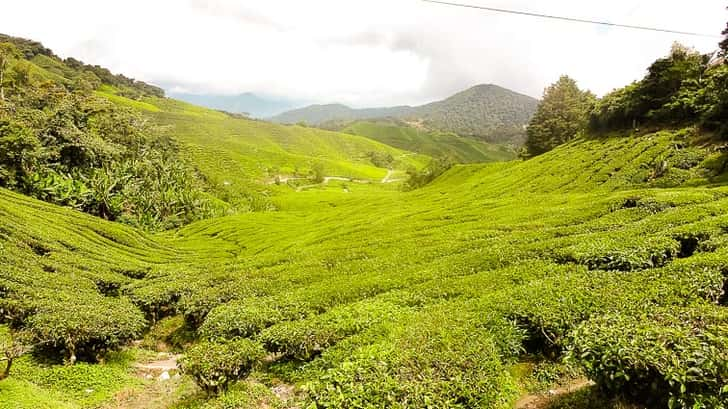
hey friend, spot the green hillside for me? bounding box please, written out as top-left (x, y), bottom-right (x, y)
top-left (3, 32), bottom-right (728, 409)
top-left (343, 119), bottom-right (516, 163)
top-left (3, 125), bottom-right (728, 408)
top-left (271, 84), bottom-right (538, 144)
top-left (0, 34), bottom-right (429, 225)
top-left (140, 98), bottom-right (429, 199)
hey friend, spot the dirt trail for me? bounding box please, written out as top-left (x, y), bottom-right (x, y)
top-left (103, 354), bottom-right (184, 409)
top-left (515, 378), bottom-right (595, 409)
top-left (381, 169), bottom-right (403, 183)
top-left (134, 354), bottom-right (181, 372)
top-left (296, 176), bottom-right (370, 191)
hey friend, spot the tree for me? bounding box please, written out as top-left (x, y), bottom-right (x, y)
top-left (0, 328), bottom-right (27, 381)
top-left (0, 42), bottom-right (21, 101)
top-left (589, 44), bottom-right (709, 131)
top-left (311, 162), bottom-right (325, 183)
top-left (525, 76), bottom-right (595, 156)
top-left (0, 120), bottom-right (42, 188)
top-left (719, 10), bottom-right (728, 58)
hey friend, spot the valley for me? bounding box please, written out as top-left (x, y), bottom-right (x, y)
top-left (1, 18), bottom-right (728, 409)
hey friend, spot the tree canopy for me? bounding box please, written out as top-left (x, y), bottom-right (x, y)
top-left (0, 40), bottom-right (213, 230)
top-left (590, 43), bottom-right (727, 137)
top-left (524, 76), bottom-right (594, 156)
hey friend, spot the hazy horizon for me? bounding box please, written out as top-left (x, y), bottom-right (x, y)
top-left (2, 0), bottom-right (725, 107)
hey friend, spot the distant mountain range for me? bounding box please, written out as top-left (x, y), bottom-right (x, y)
top-left (168, 92), bottom-right (301, 118)
top-left (270, 84), bottom-right (538, 144)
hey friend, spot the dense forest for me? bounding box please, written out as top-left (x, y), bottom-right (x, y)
top-left (0, 35), bottom-right (212, 230)
top-left (526, 43), bottom-right (728, 157)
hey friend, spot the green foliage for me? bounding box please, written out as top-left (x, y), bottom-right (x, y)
top-left (0, 35), bottom-right (52, 59)
top-left (0, 120), bottom-right (41, 188)
top-left (345, 119), bottom-right (516, 163)
top-left (525, 75), bottom-right (595, 156)
top-left (23, 295), bottom-right (145, 364)
top-left (310, 162), bottom-right (325, 184)
top-left (180, 338), bottom-right (265, 395)
top-left (404, 156), bottom-right (453, 190)
top-left (258, 299), bottom-right (405, 360)
top-left (8, 350), bottom-right (142, 407)
top-left (304, 307), bottom-right (521, 408)
top-left (0, 33), bottom-right (162, 98)
top-left (173, 381), bottom-right (283, 409)
top-left (0, 48), bottom-right (213, 230)
top-left (567, 306), bottom-right (728, 408)
top-left (699, 64), bottom-right (728, 136)
top-left (590, 44), bottom-right (728, 137)
top-left (0, 42), bottom-right (23, 103)
top-left (0, 326), bottom-right (26, 381)
top-left (365, 150), bottom-right (394, 168)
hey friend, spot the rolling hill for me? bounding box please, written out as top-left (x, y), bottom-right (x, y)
top-left (342, 119), bottom-right (516, 163)
top-left (0, 33), bottom-right (429, 220)
top-left (113, 96), bottom-right (429, 207)
top-left (167, 92), bottom-right (301, 118)
top-left (270, 84), bottom-right (538, 144)
top-left (3, 126), bottom-right (728, 408)
top-left (3, 32), bottom-right (728, 409)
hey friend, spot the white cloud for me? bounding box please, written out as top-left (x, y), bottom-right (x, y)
top-left (1, 0), bottom-right (725, 106)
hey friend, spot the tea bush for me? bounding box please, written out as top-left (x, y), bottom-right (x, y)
top-left (567, 306), bottom-right (728, 408)
top-left (180, 338), bottom-right (265, 395)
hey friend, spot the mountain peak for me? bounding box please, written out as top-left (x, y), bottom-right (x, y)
top-left (271, 84), bottom-right (538, 144)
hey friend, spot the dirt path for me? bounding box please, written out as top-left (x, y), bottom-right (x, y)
top-left (296, 176), bottom-right (370, 191)
top-left (266, 175), bottom-right (306, 185)
top-left (381, 169), bottom-right (404, 183)
top-left (515, 378), bottom-right (595, 409)
top-left (103, 354), bottom-right (184, 409)
top-left (134, 354), bottom-right (181, 372)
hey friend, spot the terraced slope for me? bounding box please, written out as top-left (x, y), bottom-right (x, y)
top-left (0, 38), bottom-right (429, 221)
top-left (3, 127), bottom-right (728, 408)
top-left (97, 93), bottom-right (430, 203)
top-left (342, 120), bottom-right (516, 163)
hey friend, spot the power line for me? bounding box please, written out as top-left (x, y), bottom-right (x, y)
top-left (422, 0), bottom-right (721, 39)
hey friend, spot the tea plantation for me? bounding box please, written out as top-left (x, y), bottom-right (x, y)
top-left (2, 33), bottom-right (728, 409)
top-left (2, 123), bottom-right (728, 407)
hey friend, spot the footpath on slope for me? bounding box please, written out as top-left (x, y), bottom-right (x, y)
top-left (515, 378), bottom-right (595, 409)
top-left (102, 352), bottom-right (182, 409)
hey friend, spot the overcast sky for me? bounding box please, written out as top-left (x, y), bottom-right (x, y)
top-left (1, 0), bottom-right (725, 107)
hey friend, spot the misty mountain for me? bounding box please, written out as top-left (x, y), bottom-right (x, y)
top-left (270, 84), bottom-right (538, 144)
top-left (168, 92), bottom-right (301, 118)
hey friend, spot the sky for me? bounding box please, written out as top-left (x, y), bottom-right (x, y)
top-left (1, 0), bottom-right (725, 107)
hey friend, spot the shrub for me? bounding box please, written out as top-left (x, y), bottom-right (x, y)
top-left (23, 295), bottom-right (145, 364)
top-left (366, 151), bottom-right (394, 168)
top-left (180, 338), bottom-right (265, 395)
top-left (566, 306), bottom-right (728, 408)
top-left (258, 300), bottom-right (404, 360)
top-left (0, 120), bottom-right (41, 188)
top-left (304, 307), bottom-right (521, 408)
top-left (404, 156), bottom-right (453, 190)
top-left (199, 301), bottom-right (289, 340)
